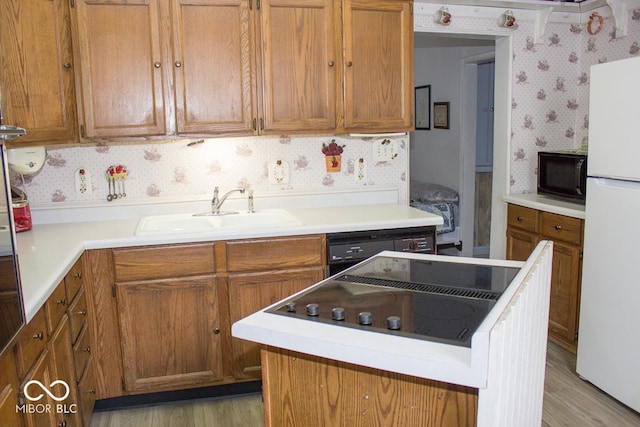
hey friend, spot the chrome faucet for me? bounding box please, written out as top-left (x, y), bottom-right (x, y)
top-left (212, 186), bottom-right (245, 214)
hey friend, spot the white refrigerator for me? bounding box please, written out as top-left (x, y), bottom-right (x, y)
top-left (576, 56), bottom-right (640, 412)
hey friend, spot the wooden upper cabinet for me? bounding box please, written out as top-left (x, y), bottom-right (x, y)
top-left (342, 0), bottom-right (414, 131)
top-left (171, 0), bottom-right (255, 135)
top-left (0, 0), bottom-right (78, 146)
top-left (259, 0), bottom-right (336, 133)
top-left (72, 0), bottom-right (166, 138)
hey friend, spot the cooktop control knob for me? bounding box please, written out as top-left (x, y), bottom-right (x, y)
top-left (331, 307), bottom-right (345, 321)
top-left (286, 302), bottom-right (296, 312)
top-left (306, 303), bottom-right (319, 316)
top-left (387, 316), bottom-right (401, 330)
top-left (358, 311), bottom-right (373, 325)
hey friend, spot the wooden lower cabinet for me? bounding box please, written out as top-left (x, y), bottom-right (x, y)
top-left (19, 349), bottom-right (58, 427)
top-left (228, 267), bottom-right (324, 379)
top-left (86, 234), bottom-right (326, 398)
top-left (261, 346), bottom-right (478, 427)
top-left (506, 204), bottom-right (584, 353)
top-left (116, 275), bottom-right (224, 392)
top-left (48, 316), bottom-right (82, 427)
top-left (0, 350), bottom-right (22, 427)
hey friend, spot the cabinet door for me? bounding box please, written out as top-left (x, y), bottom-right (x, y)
top-left (547, 240), bottom-right (581, 349)
top-left (49, 316), bottom-right (82, 427)
top-left (19, 350), bottom-right (58, 427)
top-left (228, 267), bottom-right (324, 379)
top-left (506, 227), bottom-right (538, 262)
top-left (259, 0), bottom-right (336, 132)
top-left (342, 0), bottom-right (413, 131)
top-left (116, 276), bottom-right (223, 392)
top-left (0, 0), bottom-right (77, 145)
top-left (73, 0), bottom-right (166, 138)
top-left (0, 351), bottom-right (21, 427)
top-left (171, 0), bottom-right (255, 135)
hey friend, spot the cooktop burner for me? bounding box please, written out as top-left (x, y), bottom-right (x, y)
top-left (267, 255), bottom-right (521, 347)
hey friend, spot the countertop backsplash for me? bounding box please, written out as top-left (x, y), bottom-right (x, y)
top-left (11, 134), bottom-right (409, 221)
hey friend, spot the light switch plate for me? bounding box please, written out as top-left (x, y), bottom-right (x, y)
top-left (372, 139), bottom-right (398, 162)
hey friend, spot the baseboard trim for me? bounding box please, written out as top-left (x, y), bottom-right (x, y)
top-left (93, 381), bottom-right (262, 412)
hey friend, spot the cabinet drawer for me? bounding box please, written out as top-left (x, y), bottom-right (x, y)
top-left (113, 243), bottom-right (215, 281)
top-left (540, 212), bottom-right (583, 245)
top-left (65, 258), bottom-right (84, 303)
top-left (14, 308), bottom-right (47, 379)
top-left (507, 204), bottom-right (538, 233)
top-left (73, 325), bottom-right (92, 381)
top-left (68, 287), bottom-right (88, 344)
top-left (226, 235), bottom-right (325, 272)
top-left (45, 280), bottom-right (67, 333)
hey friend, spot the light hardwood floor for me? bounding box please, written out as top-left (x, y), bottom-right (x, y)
top-left (90, 342), bottom-right (640, 427)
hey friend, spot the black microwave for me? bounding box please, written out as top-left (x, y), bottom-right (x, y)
top-left (537, 151), bottom-right (587, 203)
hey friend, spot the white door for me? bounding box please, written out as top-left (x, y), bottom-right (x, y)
top-left (577, 177), bottom-right (640, 412)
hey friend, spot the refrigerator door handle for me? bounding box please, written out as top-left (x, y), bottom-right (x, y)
top-left (592, 176), bottom-right (640, 191)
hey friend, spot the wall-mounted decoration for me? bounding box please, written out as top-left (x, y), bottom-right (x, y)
top-left (322, 140), bottom-right (345, 172)
top-left (498, 10), bottom-right (516, 28)
top-left (415, 85), bottom-right (431, 130)
top-left (434, 6), bottom-right (452, 25)
top-left (433, 102), bottom-right (450, 129)
top-left (587, 12), bottom-right (603, 35)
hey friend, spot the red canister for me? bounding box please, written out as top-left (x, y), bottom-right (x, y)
top-left (11, 188), bottom-right (32, 232)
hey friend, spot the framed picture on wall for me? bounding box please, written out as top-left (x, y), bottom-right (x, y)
top-left (433, 102), bottom-right (450, 129)
top-left (415, 85), bottom-right (431, 130)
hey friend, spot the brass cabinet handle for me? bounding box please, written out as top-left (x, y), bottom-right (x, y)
top-left (56, 298), bottom-right (66, 305)
top-left (83, 346), bottom-right (91, 353)
top-left (346, 61), bottom-right (353, 67)
top-left (88, 388), bottom-right (96, 394)
top-left (555, 224), bottom-right (562, 230)
top-left (214, 328), bottom-right (220, 335)
top-left (32, 331), bottom-right (44, 340)
top-left (175, 61), bottom-right (182, 68)
top-left (516, 216), bottom-right (523, 222)
top-left (63, 62), bottom-right (72, 69)
top-left (57, 421), bottom-right (67, 427)
top-left (74, 272), bottom-right (82, 279)
top-left (154, 62), bottom-right (161, 68)
top-left (77, 309), bottom-right (87, 316)
top-left (328, 60), bottom-right (335, 67)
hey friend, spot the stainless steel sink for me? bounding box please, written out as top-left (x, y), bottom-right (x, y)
top-left (135, 209), bottom-right (303, 236)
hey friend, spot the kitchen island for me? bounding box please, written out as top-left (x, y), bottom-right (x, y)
top-left (233, 243), bottom-right (554, 426)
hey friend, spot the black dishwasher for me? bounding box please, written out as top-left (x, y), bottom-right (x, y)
top-left (326, 226), bottom-right (436, 275)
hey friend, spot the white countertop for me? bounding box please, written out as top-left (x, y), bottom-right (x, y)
top-left (232, 250), bottom-right (528, 389)
top-left (16, 203), bottom-right (442, 323)
top-left (502, 193), bottom-right (585, 219)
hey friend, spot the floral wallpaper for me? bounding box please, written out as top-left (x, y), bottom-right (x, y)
top-left (12, 4), bottom-right (640, 210)
top-left (414, 5), bottom-right (640, 195)
top-left (12, 134), bottom-right (409, 207)
top-left (510, 9), bottom-right (640, 194)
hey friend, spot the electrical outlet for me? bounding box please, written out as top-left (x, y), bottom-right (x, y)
top-left (75, 168), bottom-right (92, 194)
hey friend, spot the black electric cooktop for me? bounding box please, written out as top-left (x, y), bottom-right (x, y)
top-left (267, 256), bottom-right (521, 347)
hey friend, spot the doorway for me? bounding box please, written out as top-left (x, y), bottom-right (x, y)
top-left (473, 61), bottom-right (495, 257)
top-left (412, 33), bottom-right (511, 259)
